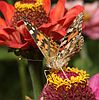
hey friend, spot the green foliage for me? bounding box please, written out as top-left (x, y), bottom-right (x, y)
top-left (0, 47), bottom-right (32, 100)
top-left (6, 0), bottom-right (16, 5)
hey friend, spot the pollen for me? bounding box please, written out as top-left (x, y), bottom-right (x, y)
top-left (21, 0), bottom-right (42, 4)
top-left (15, 1), bottom-right (42, 11)
top-left (47, 67), bottom-right (89, 90)
top-left (83, 11), bottom-right (91, 22)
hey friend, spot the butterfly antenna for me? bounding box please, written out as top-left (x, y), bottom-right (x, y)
top-left (60, 67), bottom-right (68, 78)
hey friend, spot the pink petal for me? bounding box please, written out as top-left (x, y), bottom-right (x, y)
top-left (94, 88), bottom-right (99, 100)
top-left (84, 1), bottom-right (99, 16)
top-left (65, 0), bottom-right (83, 9)
top-left (83, 25), bottom-right (99, 40)
top-left (50, 0), bottom-right (66, 22)
top-left (0, 1), bottom-right (15, 25)
top-left (90, 9), bottom-right (99, 26)
top-left (89, 73), bottom-right (99, 99)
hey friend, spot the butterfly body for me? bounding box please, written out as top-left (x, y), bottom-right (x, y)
top-left (24, 12), bottom-right (84, 70)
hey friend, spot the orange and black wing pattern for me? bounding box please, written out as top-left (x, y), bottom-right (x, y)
top-left (24, 19), bottom-right (59, 59)
top-left (56, 12), bottom-right (84, 68)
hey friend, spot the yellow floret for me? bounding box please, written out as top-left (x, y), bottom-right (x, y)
top-left (15, 1), bottom-right (42, 12)
top-left (47, 67), bottom-right (89, 90)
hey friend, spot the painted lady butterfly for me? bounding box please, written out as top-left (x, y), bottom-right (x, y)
top-left (24, 12), bottom-right (84, 70)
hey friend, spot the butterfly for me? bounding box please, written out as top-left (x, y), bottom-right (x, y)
top-left (24, 12), bottom-right (84, 70)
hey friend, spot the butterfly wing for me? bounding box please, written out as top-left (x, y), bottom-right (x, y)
top-left (24, 19), bottom-right (59, 59)
top-left (24, 12), bottom-right (84, 69)
top-left (55, 12), bottom-right (84, 68)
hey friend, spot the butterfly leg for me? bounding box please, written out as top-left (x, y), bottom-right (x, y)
top-left (44, 70), bottom-right (50, 84)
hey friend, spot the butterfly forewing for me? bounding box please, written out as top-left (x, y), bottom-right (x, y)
top-left (24, 20), bottom-right (59, 59)
top-left (55, 12), bottom-right (84, 68)
top-left (59, 12), bottom-right (83, 50)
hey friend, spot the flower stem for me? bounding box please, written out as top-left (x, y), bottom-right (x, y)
top-left (18, 60), bottom-right (27, 100)
top-left (28, 61), bottom-right (43, 100)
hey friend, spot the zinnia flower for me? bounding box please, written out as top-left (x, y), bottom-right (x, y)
top-left (40, 67), bottom-right (97, 100)
top-left (65, 0), bottom-right (99, 40)
top-left (0, 0), bottom-right (84, 58)
top-left (83, 1), bottom-right (99, 40)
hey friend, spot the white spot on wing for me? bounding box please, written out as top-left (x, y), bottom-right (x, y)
top-left (32, 27), bottom-right (35, 31)
top-left (29, 30), bottom-right (34, 35)
top-left (24, 21), bottom-right (27, 25)
top-left (67, 28), bottom-right (73, 33)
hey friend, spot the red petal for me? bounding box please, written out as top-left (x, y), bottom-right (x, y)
top-left (0, 17), bottom-right (7, 28)
top-left (0, 29), bottom-right (10, 40)
top-left (50, 0), bottom-right (66, 22)
top-left (42, 0), bottom-right (51, 14)
top-left (4, 28), bottom-right (21, 42)
top-left (51, 29), bottom-right (66, 40)
top-left (38, 22), bottom-right (58, 36)
top-left (16, 23), bottom-right (32, 40)
top-left (59, 5), bottom-right (84, 27)
top-left (0, 27), bottom-right (25, 48)
top-left (3, 41), bottom-right (27, 48)
top-left (53, 29), bottom-right (66, 36)
top-left (0, 1), bottom-right (15, 25)
top-left (39, 21), bottom-right (57, 30)
top-left (16, 22), bottom-right (37, 47)
top-left (62, 16), bottom-right (76, 30)
top-left (0, 40), bottom-right (4, 44)
top-left (64, 5), bottom-right (84, 18)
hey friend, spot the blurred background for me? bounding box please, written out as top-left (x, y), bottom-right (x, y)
top-left (0, 0), bottom-right (99, 100)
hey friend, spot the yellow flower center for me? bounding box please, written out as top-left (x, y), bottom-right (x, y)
top-left (12, 0), bottom-right (49, 27)
top-left (15, 1), bottom-right (42, 12)
top-left (47, 67), bottom-right (89, 90)
top-left (83, 11), bottom-right (91, 22)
